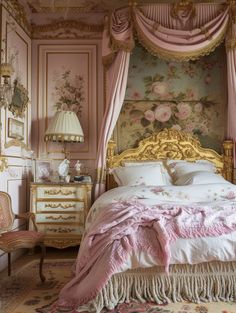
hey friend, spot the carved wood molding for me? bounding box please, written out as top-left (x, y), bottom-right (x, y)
top-left (31, 20), bottom-right (103, 39)
top-left (2, 0), bottom-right (31, 35)
top-left (4, 139), bottom-right (31, 151)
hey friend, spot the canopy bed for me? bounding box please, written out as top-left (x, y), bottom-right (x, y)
top-left (55, 130), bottom-right (236, 312)
top-left (55, 1), bottom-right (236, 313)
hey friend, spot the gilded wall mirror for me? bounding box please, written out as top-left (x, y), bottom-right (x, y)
top-left (9, 80), bottom-right (29, 118)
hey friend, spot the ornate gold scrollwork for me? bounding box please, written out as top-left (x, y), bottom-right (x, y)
top-left (46, 227), bottom-right (75, 233)
top-left (44, 238), bottom-right (80, 249)
top-left (171, 0), bottom-right (196, 22)
top-left (4, 0), bottom-right (31, 35)
top-left (44, 189), bottom-right (76, 196)
top-left (4, 139), bottom-right (31, 151)
top-left (31, 20), bottom-right (103, 39)
top-left (106, 129), bottom-right (234, 190)
top-left (44, 203), bottom-right (76, 209)
top-left (46, 215), bottom-right (76, 221)
top-left (0, 157), bottom-right (8, 172)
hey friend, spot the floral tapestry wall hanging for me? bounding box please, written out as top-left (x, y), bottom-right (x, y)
top-left (116, 44), bottom-right (226, 153)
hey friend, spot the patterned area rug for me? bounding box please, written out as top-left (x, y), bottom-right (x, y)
top-left (0, 259), bottom-right (236, 313)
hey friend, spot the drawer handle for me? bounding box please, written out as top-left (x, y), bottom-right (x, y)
top-left (45, 203), bottom-right (76, 209)
top-left (44, 189), bottom-right (76, 196)
top-left (46, 215), bottom-right (76, 221)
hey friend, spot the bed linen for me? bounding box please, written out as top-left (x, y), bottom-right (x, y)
top-left (87, 184), bottom-right (236, 269)
top-left (55, 183), bottom-right (236, 312)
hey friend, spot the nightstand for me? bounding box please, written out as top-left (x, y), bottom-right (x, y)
top-left (30, 182), bottom-right (92, 249)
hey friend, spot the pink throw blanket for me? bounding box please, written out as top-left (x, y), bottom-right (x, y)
top-left (55, 200), bottom-right (236, 310)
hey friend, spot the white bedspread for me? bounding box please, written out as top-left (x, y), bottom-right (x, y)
top-left (87, 183), bottom-right (236, 271)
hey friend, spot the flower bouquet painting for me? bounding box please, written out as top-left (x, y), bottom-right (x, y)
top-left (52, 69), bottom-right (85, 115)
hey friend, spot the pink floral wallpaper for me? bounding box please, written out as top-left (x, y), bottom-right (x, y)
top-left (116, 44), bottom-right (227, 153)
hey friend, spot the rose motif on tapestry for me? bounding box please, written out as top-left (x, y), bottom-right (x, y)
top-left (116, 44), bottom-right (226, 153)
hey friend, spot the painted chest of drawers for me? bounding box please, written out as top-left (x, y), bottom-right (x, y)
top-left (30, 182), bottom-right (92, 248)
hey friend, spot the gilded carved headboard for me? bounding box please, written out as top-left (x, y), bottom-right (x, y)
top-left (106, 129), bottom-right (234, 190)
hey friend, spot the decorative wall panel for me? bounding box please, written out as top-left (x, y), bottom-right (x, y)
top-left (36, 44), bottom-right (98, 159)
top-left (1, 6), bottom-right (32, 156)
top-left (31, 39), bottom-right (103, 179)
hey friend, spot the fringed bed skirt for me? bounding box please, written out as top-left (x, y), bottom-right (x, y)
top-left (80, 261), bottom-right (236, 313)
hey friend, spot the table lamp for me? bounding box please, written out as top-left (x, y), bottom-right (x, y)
top-left (44, 110), bottom-right (84, 181)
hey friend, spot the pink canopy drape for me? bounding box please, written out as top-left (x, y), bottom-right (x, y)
top-left (94, 51), bottom-right (130, 197)
top-left (95, 2), bottom-right (235, 199)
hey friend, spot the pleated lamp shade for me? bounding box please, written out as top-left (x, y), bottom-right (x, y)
top-left (44, 110), bottom-right (84, 143)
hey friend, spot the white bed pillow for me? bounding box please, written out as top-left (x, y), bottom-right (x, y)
top-left (112, 164), bottom-right (167, 186)
top-left (167, 159), bottom-right (216, 168)
top-left (123, 161), bottom-right (172, 185)
top-left (174, 171), bottom-right (229, 186)
top-left (123, 161), bottom-right (162, 166)
top-left (168, 160), bottom-right (216, 180)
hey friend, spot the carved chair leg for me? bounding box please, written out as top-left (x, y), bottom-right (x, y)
top-left (8, 253), bottom-right (11, 276)
top-left (39, 243), bottom-right (46, 282)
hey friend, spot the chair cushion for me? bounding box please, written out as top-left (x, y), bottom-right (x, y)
top-left (0, 193), bottom-right (15, 232)
top-left (0, 231), bottom-right (44, 252)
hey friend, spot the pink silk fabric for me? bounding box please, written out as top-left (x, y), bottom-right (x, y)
top-left (56, 200), bottom-right (236, 310)
top-left (95, 3), bottom-right (234, 199)
top-left (94, 50), bottom-right (130, 198)
top-left (227, 22), bottom-right (236, 163)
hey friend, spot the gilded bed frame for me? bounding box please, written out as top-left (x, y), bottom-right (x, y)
top-left (106, 129), bottom-right (234, 190)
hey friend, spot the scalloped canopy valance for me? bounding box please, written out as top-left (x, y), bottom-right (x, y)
top-left (102, 2), bottom-right (236, 64)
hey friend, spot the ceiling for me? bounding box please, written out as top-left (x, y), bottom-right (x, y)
top-left (24, 0), bottom-right (178, 14)
top-left (20, 0), bottom-right (227, 26)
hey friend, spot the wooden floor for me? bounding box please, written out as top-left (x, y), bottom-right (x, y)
top-left (0, 246), bottom-right (78, 280)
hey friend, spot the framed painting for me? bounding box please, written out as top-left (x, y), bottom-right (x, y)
top-left (34, 159), bottom-right (52, 182)
top-left (8, 118), bottom-right (24, 140)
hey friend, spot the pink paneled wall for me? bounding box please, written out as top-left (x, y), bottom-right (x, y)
top-left (31, 39), bottom-right (104, 182)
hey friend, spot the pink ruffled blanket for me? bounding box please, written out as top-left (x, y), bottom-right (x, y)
top-left (56, 200), bottom-right (236, 310)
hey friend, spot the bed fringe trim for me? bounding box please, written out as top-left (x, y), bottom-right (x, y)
top-left (79, 261), bottom-right (236, 313)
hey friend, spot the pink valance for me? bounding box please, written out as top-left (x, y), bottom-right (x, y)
top-left (104, 3), bottom-right (229, 63)
top-left (134, 6), bottom-right (228, 61)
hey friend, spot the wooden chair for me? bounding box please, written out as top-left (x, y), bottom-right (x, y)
top-left (0, 191), bottom-right (46, 282)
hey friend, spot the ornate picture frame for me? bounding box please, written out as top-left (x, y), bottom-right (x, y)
top-left (8, 118), bottom-right (24, 140)
top-left (9, 80), bottom-right (29, 118)
top-left (34, 159), bottom-right (52, 182)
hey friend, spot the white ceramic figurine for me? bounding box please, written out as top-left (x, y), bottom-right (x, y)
top-left (58, 159), bottom-right (70, 178)
top-left (74, 160), bottom-right (82, 175)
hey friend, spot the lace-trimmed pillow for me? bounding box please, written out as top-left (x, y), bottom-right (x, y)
top-left (123, 161), bottom-right (172, 185)
top-left (111, 164), bottom-right (167, 187)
